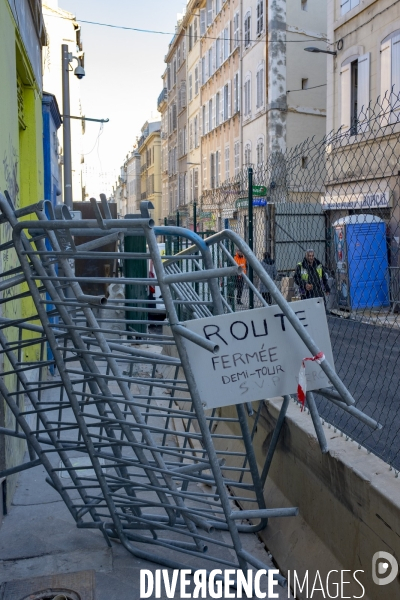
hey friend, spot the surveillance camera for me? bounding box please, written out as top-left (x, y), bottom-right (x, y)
top-left (74, 65), bottom-right (85, 79)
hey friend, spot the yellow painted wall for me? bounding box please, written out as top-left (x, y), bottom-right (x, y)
top-left (0, 0), bottom-right (44, 506)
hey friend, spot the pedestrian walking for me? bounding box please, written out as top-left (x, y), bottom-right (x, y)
top-left (294, 249), bottom-right (330, 300)
top-left (259, 252), bottom-right (277, 305)
top-left (234, 250), bottom-right (246, 305)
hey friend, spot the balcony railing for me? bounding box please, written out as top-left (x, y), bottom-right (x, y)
top-left (157, 88), bottom-right (168, 109)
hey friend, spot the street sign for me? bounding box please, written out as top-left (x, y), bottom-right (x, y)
top-left (235, 197), bottom-right (267, 209)
top-left (253, 185), bottom-right (268, 196)
top-left (183, 298), bottom-right (334, 409)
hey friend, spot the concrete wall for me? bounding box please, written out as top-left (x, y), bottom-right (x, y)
top-left (215, 398), bottom-right (400, 600)
top-left (0, 0), bottom-right (45, 508)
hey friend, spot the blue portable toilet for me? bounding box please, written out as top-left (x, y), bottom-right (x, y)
top-left (333, 215), bottom-right (390, 310)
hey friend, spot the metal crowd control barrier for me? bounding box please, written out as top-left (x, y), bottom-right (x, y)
top-left (0, 193), bottom-right (381, 582)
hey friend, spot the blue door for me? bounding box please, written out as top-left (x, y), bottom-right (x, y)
top-left (347, 222), bottom-right (389, 309)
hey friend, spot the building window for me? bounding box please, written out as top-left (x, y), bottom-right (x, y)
top-left (233, 12), bottom-right (240, 48)
top-left (341, 0), bottom-right (359, 17)
top-left (177, 46), bottom-right (181, 68)
top-left (195, 65), bottom-right (199, 95)
top-left (244, 12), bottom-right (251, 48)
top-left (256, 138), bottom-right (264, 164)
top-left (194, 18), bottom-right (198, 44)
top-left (244, 75), bottom-right (251, 116)
top-left (208, 47), bottom-right (213, 78)
top-left (225, 146), bottom-right (230, 179)
top-left (302, 78), bottom-right (309, 90)
top-left (340, 53), bottom-right (370, 134)
top-left (202, 56), bottom-right (206, 85)
top-left (234, 141), bottom-right (240, 175)
top-left (216, 0), bottom-right (221, 14)
top-left (256, 67), bottom-right (264, 109)
top-left (209, 98), bottom-right (213, 131)
top-left (381, 31), bottom-right (400, 124)
top-left (216, 92), bottom-right (220, 126)
top-left (244, 142), bottom-right (252, 166)
top-left (301, 0), bottom-right (308, 11)
top-left (256, 1), bottom-right (264, 35)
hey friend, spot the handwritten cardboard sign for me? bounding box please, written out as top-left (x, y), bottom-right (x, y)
top-left (182, 298), bottom-right (334, 409)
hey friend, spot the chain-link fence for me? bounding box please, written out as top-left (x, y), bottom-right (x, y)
top-left (199, 92), bottom-right (400, 471)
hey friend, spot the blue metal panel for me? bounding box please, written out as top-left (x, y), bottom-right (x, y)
top-left (347, 222), bottom-right (390, 309)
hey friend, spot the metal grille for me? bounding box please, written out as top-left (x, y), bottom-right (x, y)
top-left (200, 91), bottom-right (400, 470)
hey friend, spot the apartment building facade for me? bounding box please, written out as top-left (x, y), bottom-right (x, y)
top-left (158, 74), bottom-right (169, 221)
top-left (325, 0), bottom-right (400, 230)
top-left (43, 0), bottom-right (86, 203)
top-left (126, 149), bottom-right (141, 216)
top-left (186, 6), bottom-right (202, 213)
top-left (200, 0), bottom-right (242, 202)
top-left (138, 120), bottom-right (162, 225)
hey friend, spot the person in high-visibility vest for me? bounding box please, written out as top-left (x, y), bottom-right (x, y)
top-left (234, 250), bottom-right (247, 305)
top-left (294, 249), bottom-right (330, 300)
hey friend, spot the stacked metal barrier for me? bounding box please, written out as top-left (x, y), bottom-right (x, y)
top-left (0, 192), bottom-right (381, 580)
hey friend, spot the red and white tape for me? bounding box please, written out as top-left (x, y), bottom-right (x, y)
top-left (297, 352), bottom-right (325, 410)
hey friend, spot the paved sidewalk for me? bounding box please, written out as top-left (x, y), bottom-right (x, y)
top-left (0, 462), bottom-right (291, 599)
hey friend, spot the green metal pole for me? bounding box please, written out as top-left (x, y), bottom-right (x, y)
top-left (193, 202), bottom-right (197, 233)
top-left (248, 167), bottom-right (254, 309)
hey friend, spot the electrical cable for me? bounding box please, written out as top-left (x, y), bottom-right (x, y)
top-left (43, 13), bottom-right (330, 45)
top-left (287, 83), bottom-right (327, 93)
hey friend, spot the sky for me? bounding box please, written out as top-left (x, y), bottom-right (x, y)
top-left (59, 0), bottom-right (187, 197)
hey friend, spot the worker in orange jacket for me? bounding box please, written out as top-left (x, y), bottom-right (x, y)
top-left (234, 250), bottom-right (246, 305)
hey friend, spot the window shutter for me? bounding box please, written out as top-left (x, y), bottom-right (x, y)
top-left (218, 151), bottom-right (221, 185)
top-left (213, 95), bottom-right (216, 129)
top-left (200, 9), bottom-right (206, 36)
top-left (228, 81), bottom-right (231, 118)
top-left (392, 33), bottom-right (400, 101)
top-left (205, 103), bottom-right (209, 134)
top-left (220, 88), bottom-right (225, 123)
top-left (212, 42), bottom-right (216, 74)
top-left (207, 0), bottom-right (212, 26)
top-left (357, 53), bottom-right (370, 132)
top-left (234, 13), bottom-right (239, 48)
top-left (380, 40), bottom-right (391, 126)
top-left (340, 62), bottom-right (351, 131)
top-left (194, 169), bottom-right (199, 201)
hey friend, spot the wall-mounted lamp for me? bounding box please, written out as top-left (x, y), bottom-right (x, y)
top-left (304, 47), bottom-right (337, 56)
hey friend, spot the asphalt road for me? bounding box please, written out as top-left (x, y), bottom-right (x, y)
top-left (315, 314), bottom-right (400, 469)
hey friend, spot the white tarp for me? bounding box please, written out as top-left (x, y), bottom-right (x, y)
top-left (183, 298), bottom-right (334, 409)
